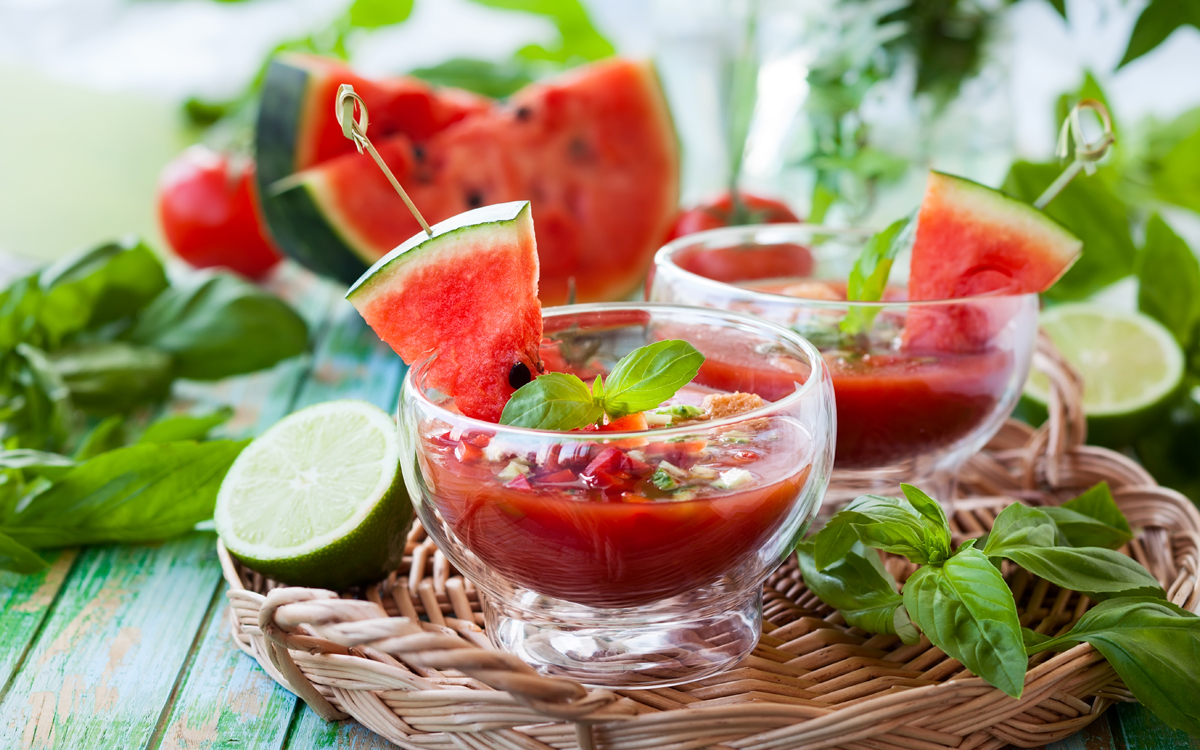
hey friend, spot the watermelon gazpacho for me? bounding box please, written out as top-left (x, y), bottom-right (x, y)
top-left (259, 56), bottom-right (680, 305)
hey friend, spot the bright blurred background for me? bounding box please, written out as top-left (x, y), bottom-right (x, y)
top-left (2, 0), bottom-right (1199, 264)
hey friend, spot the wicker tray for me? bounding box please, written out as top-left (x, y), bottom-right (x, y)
top-left (218, 334), bottom-right (1200, 750)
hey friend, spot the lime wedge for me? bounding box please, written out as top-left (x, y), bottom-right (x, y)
top-left (215, 400), bottom-right (411, 589)
top-left (1022, 304), bottom-right (1185, 447)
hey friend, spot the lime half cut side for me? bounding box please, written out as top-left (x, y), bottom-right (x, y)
top-left (215, 400), bottom-right (411, 590)
top-left (1024, 304), bottom-right (1185, 447)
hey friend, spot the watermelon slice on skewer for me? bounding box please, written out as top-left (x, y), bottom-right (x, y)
top-left (347, 201), bottom-right (542, 423)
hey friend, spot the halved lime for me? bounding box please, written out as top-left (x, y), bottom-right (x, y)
top-left (215, 400), bottom-right (411, 590)
top-left (1021, 304), bottom-right (1185, 447)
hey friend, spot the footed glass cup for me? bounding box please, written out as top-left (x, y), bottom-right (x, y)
top-left (650, 224), bottom-right (1039, 501)
top-left (398, 303), bottom-right (834, 688)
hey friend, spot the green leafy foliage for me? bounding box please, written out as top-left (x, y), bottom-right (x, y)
top-left (840, 217), bottom-right (912, 336)
top-left (1118, 0), bottom-right (1200, 69)
top-left (814, 491), bottom-right (949, 569)
top-left (2, 440), bottom-right (247, 550)
top-left (467, 0), bottom-right (614, 64)
top-left (982, 502), bottom-right (1163, 600)
top-left (348, 0), bottom-right (413, 28)
top-left (409, 58), bottom-right (535, 98)
top-left (1002, 162), bottom-right (1136, 300)
top-left (1026, 598), bottom-right (1200, 736)
top-left (0, 240), bottom-right (308, 572)
top-left (501, 341), bottom-right (705, 430)
top-left (139, 408), bottom-right (234, 444)
top-left (796, 541), bottom-right (919, 644)
top-left (903, 545), bottom-right (1027, 697)
top-left (127, 274), bottom-right (308, 381)
top-left (1041, 482), bottom-right (1132, 550)
top-left (1136, 215), bottom-right (1200, 352)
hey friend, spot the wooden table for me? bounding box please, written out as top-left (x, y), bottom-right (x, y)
top-left (0, 264), bottom-right (1195, 750)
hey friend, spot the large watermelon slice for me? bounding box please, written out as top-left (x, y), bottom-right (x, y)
top-left (908, 172), bottom-right (1082, 300)
top-left (259, 57), bottom-right (679, 305)
top-left (903, 172), bottom-right (1082, 352)
top-left (347, 201), bottom-right (542, 423)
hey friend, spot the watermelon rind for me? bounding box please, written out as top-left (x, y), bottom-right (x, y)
top-left (347, 201), bottom-right (533, 303)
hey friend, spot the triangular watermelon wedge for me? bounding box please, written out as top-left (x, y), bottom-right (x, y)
top-left (904, 172), bottom-right (1082, 353)
top-left (347, 201), bottom-right (542, 422)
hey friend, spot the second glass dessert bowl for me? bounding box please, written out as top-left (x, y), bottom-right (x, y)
top-left (397, 303), bottom-right (834, 688)
top-left (650, 224), bottom-right (1039, 500)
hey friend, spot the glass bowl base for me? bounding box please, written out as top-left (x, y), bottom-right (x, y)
top-left (484, 590), bottom-right (762, 689)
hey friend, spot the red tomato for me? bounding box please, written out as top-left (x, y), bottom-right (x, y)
top-left (157, 145), bottom-right (282, 279)
top-left (666, 190), bottom-right (800, 241)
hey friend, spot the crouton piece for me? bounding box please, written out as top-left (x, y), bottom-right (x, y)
top-left (702, 392), bottom-right (767, 419)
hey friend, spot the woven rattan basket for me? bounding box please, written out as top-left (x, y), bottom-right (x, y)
top-left (218, 334), bottom-right (1200, 750)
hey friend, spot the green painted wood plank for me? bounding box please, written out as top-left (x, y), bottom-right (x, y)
top-left (159, 284), bottom-right (405, 750)
top-left (1115, 703), bottom-right (1199, 750)
top-left (151, 585), bottom-right (296, 750)
top-left (287, 704), bottom-right (395, 750)
top-left (0, 533), bottom-right (222, 749)
top-left (0, 550), bottom-right (78, 699)
top-left (1045, 710), bottom-right (1118, 750)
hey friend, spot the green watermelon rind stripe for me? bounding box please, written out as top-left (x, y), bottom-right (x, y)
top-left (346, 201), bottom-right (532, 303)
top-left (932, 170), bottom-right (1083, 256)
top-left (268, 180), bottom-right (376, 285)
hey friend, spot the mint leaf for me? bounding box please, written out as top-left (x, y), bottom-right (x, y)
top-left (1026, 597), bottom-right (1200, 737)
top-left (797, 541), bottom-right (919, 644)
top-left (500, 372), bottom-right (601, 430)
top-left (1043, 482), bottom-right (1132, 550)
top-left (903, 546), bottom-right (1027, 698)
top-left (840, 216), bottom-right (912, 337)
top-left (1137, 215), bottom-right (1200, 351)
top-left (602, 340), bottom-right (704, 418)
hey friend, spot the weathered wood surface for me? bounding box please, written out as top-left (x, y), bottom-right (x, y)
top-left (0, 264), bottom-right (1184, 750)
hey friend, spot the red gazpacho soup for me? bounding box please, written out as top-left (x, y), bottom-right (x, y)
top-left (416, 389), bottom-right (813, 607)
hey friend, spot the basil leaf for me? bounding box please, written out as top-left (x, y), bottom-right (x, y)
top-left (1136, 216), bottom-right (1200, 352)
top-left (602, 340), bottom-right (704, 418)
top-left (1043, 482), bottom-right (1132, 550)
top-left (0, 529), bottom-right (48, 574)
top-left (0, 450), bottom-right (75, 481)
top-left (903, 546), bottom-right (1027, 698)
top-left (139, 407), bottom-right (234, 444)
top-left (901, 483), bottom-right (952, 562)
top-left (991, 544), bottom-right (1164, 601)
top-left (39, 239), bottom-right (168, 339)
top-left (1149, 118), bottom-right (1200, 216)
top-left (48, 342), bottom-right (173, 414)
top-left (74, 416), bottom-right (127, 461)
top-left (500, 372), bottom-right (601, 430)
top-left (2, 439), bottom-right (247, 549)
top-left (797, 541), bottom-right (919, 644)
top-left (814, 494), bottom-right (934, 568)
top-left (1002, 162), bottom-right (1136, 301)
top-left (1022, 627), bottom-right (1053, 650)
top-left (841, 216), bottom-right (912, 336)
top-left (983, 502), bottom-right (1060, 551)
top-left (127, 274), bottom-right (308, 381)
top-left (14, 343), bottom-right (77, 451)
top-left (467, 0), bottom-right (614, 64)
top-left (1027, 597), bottom-right (1200, 736)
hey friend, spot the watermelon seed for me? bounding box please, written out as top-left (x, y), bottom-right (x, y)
top-left (466, 190), bottom-right (484, 209)
top-left (516, 106), bottom-right (532, 121)
top-left (509, 362), bottom-right (533, 388)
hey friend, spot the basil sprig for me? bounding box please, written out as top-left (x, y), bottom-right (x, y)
top-left (499, 340), bottom-right (704, 430)
top-left (839, 215), bottom-right (914, 337)
top-left (804, 482), bottom-right (1197, 734)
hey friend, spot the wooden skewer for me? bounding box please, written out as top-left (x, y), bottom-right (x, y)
top-left (336, 83), bottom-right (434, 237)
top-left (1033, 99), bottom-right (1116, 210)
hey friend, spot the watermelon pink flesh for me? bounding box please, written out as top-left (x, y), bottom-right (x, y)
top-left (908, 172), bottom-right (1082, 301)
top-left (347, 202), bottom-right (542, 423)
top-left (904, 172), bottom-right (1081, 353)
top-left (304, 58), bottom-right (680, 306)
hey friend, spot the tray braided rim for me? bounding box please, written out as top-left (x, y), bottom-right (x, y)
top-left (218, 333), bottom-right (1200, 750)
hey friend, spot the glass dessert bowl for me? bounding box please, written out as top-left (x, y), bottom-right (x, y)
top-left (397, 303), bottom-right (835, 688)
top-left (650, 224), bottom-right (1039, 500)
